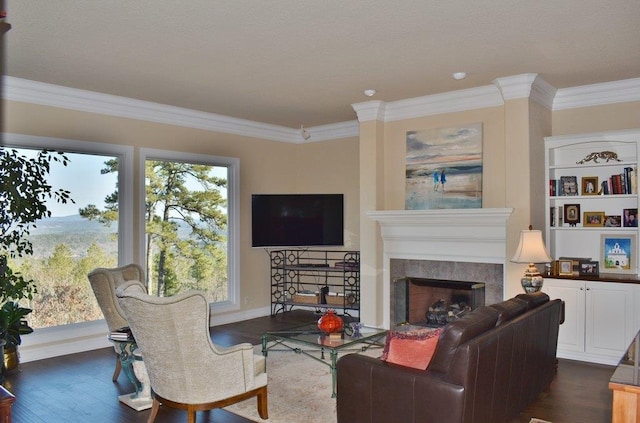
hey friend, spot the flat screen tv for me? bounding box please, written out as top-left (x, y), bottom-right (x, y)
top-left (251, 194), bottom-right (344, 248)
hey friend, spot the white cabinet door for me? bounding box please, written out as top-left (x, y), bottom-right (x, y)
top-left (585, 281), bottom-right (636, 359)
top-left (544, 279), bottom-right (585, 354)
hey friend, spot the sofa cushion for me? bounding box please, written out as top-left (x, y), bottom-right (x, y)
top-left (381, 327), bottom-right (442, 370)
top-left (515, 292), bottom-right (550, 310)
top-left (490, 298), bottom-right (528, 326)
top-left (428, 306), bottom-right (499, 374)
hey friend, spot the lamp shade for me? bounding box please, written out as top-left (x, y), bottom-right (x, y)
top-left (511, 229), bottom-right (552, 264)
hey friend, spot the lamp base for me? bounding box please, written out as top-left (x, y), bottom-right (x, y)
top-left (521, 264), bottom-right (545, 293)
top-left (520, 275), bottom-right (544, 294)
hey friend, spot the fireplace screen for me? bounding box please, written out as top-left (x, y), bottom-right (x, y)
top-left (392, 277), bottom-right (485, 327)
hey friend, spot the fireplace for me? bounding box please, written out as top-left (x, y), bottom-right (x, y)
top-left (392, 277), bottom-right (485, 327)
top-left (367, 208), bottom-right (513, 328)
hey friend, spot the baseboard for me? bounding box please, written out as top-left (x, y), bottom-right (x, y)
top-left (19, 320), bottom-right (112, 363)
top-left (210, 305), bottom-right (271, 326)
top-left (556, 350), bottom-right (620, 366)
top-left (19, 306), bottom-right (274, 363)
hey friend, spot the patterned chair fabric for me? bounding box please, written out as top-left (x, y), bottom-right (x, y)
top-left (116, 281), bottom-right (268, 423)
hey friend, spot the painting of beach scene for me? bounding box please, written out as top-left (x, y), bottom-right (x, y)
top-left (405, 123), bottom-right (482, 209)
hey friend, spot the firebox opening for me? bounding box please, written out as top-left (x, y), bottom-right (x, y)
top-left (392, 277), bottom-right (485, 327)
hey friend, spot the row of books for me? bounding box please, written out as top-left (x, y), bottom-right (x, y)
top-left (549, 167), bottom-right (637, 196)
top-left (601, 167), bottom-right (637, 195)
top-left (109, 326), bottom-right (133, 341)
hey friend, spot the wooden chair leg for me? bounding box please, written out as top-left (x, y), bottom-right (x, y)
top-left (257, 386), bottom-right (268, 419)
top-left (187, 405), bottom-right (196, 423)
top-left (147, 398), bottom-right (160, 423)
top-left (112, 355), bottom-right (122, 382)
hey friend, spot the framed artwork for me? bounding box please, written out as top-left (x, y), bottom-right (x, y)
top-left (405, 123), bottom-right (483, 210)
top-left (623, 208), bottom-right (638, 227)
top-left (560, 176), bottom-right (578, 196)
top-left (579, 261), bottom-right (599, 277)
top-left (604, 215), bottom-right (622, 227)
top-left (581, 176), bottom-right (598, 195)
top-left (563, 204), bottom-right (580, 226)
top-left (601, 234), bottom-right (636, 274)
top-left (583, 211), bottom-right (605, 227)
top-left (558, 260), bottom-right (573, 276)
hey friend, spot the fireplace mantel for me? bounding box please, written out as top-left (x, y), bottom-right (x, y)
top-left (367, 208), bottom-right (514, 263)
top-left (367, 208), bottom-right (513, 328)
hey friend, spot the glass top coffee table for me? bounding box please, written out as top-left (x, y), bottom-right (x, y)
top-left (261, 323), bottom-right (387, 397)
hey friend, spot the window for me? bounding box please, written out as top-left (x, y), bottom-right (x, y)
top-left (2, 134), bottom-right (133, 329)
top-left (140, 149), bottom-right (239, 310)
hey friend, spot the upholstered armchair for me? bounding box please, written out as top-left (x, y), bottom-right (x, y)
top-left (116, 281), bottom-right (268, 423)
top-left (88, 263), bottom-right (146, 381)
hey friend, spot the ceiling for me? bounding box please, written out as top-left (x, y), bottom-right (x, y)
top-left (4, 1), bottom-right (640, 129)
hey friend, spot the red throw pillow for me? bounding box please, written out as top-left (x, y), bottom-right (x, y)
top-left (381, 327), bottom-right (442, 370)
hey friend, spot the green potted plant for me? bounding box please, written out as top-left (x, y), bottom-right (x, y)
top-left (0, 147), bottom-right (73, 371)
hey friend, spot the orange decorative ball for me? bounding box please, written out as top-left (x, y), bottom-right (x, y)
top-left (318, 309), bottom-right (343, 333)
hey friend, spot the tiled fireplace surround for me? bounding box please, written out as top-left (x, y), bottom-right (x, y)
top-left (367, 208), bottom-right (513, 328)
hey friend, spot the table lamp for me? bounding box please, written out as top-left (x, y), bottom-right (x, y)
top-left (511, 225), bottom-right (553, 293)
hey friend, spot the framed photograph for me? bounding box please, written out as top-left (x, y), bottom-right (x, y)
top-left (623, 208), bottom-right (638, 227)
top-left (579, 261), bottom-right (599, 277)
top-left (604, 215), bottom-right (622, 227)
top-left (583, 211), bottom-right (605, 227)
top-left (563, 204), bottom-right (580, 226)
top-left (558, 259), bottom-right (573, 276)
top-left (560, 176), bottom-right (578, 196)
top-left (601, 234), bottom-right (636, 274)
top-left (581, 176), bottom-right (599, 195)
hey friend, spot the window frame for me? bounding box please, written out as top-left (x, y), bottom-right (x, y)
top-left (139, 148), bottom-right (240, 312)
top-left (3, 133), bottom-right (134, 361)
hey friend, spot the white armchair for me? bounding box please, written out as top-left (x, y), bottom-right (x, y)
top-left (88, 263), bottom-right (146, 381)
top-left (116, 281), bottom-right (268, 423)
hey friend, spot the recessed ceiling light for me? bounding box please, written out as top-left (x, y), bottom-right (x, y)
top-left (452, 72), bottom-right (467, 80)
top-left (363, 89), bottom-right (377, 97)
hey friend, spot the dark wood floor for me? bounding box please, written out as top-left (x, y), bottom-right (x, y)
top-left (3, 310), bottom-right (614, 423)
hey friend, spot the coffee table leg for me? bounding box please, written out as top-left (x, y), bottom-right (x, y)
top-left (330, 349), bottom-right (338, 398)
top-left (262, 334), bottom-right (268, 358)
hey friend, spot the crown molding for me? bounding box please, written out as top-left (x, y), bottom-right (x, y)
top-left (5, 75), bottom-right (639, 142)
top-left (298, 120), bottom-right (360, 143)
top-left (383, 85), bottom-right (504, 122)
top-left (3, 76), bottom-right (359, 143)
top-left (351, 100), bottom-right (386, 123)
top-left (493, 73), bottom-right (556, 109)
top-left (553, 77), bottom-right (640, 110)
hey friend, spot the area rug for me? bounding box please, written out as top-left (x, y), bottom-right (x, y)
top-left (224, 345), bottom-right (380, 423)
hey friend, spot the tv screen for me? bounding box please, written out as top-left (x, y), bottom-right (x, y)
top-left (251, 194), bottom-right (344, 248)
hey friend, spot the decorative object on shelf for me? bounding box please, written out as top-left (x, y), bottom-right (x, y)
top-left (584, 211), bottom-right (605, 227)
top-left (317, 309), bottom-right (343, 334)
top-left (511, 226), bottom-right (553, 293)
top-left (576, 150), bottom-right (621, 165)
top-left (558, 259), bottom-right (573, 276)
top-left (623, 208), bottom-right (638, 227)
top-left (579, 261), bottom-right (599, 277)
top-left (581, 176), bottom-right (599, 195)
top-left (560, 176), bottom-right (578, 196)
top-left (564, 203), bottom-right (581, 226)
top-left (605, 215), bottom-right (622, 227)
top-left (601, 234), bottom-right (636, 274)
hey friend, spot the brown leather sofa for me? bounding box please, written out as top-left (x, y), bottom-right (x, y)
top-left (336, 292), bottom-right (563, 423)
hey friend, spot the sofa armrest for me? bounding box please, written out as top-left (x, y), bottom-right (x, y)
top-left (337, 353), bottom-right (465, 423)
